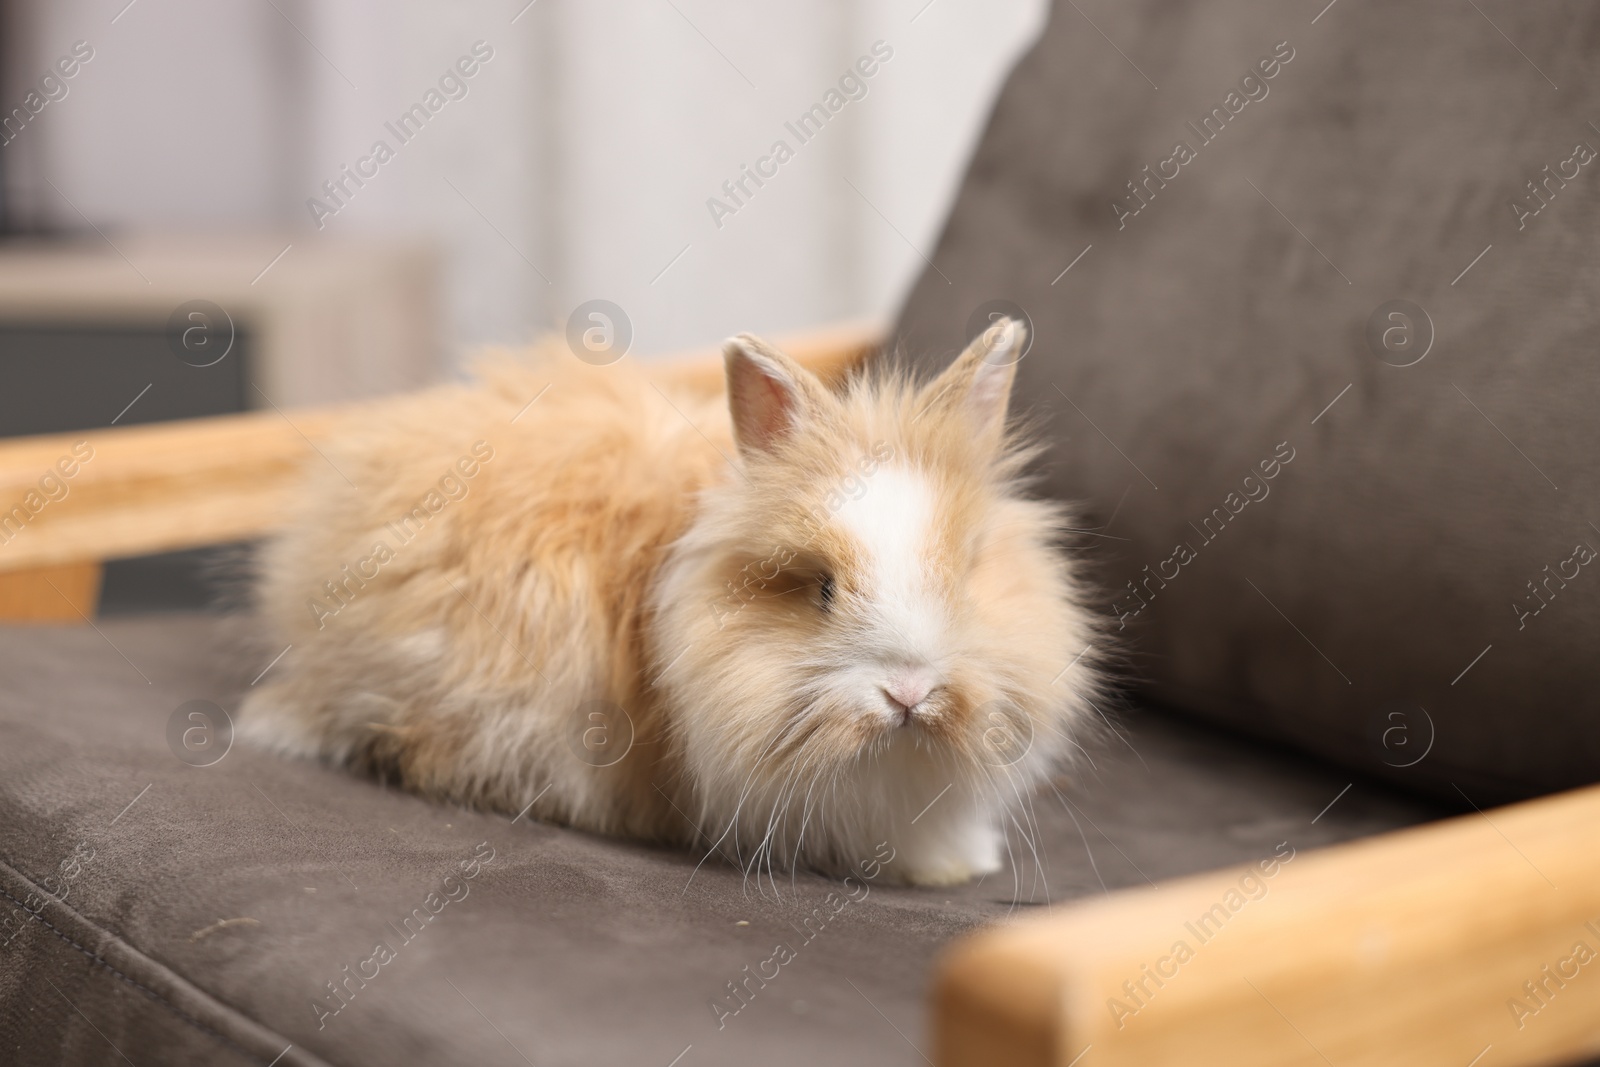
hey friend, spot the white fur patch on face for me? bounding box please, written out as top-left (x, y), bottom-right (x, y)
top-left (833, 465), bottom-right (943, 657)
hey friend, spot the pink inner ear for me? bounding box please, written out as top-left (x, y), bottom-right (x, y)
top-left (731, 353), bottom-right (801, 453)
top-left (966, 359), bottom-right (1013, 428)
top-left (759, 374), bottom-right (790, 430)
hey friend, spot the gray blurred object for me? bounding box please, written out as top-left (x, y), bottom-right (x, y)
top-left (0, 236), bottom-right (440, 416)
top-left (0, 236), bottom-right (440, 610)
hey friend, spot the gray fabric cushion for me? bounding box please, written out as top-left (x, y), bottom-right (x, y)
top-left (893, 0), bottom-right (1600, 804)
top-left (0, 615), bottom-right (1440, 1064)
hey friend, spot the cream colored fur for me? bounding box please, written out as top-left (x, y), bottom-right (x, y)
top-left (240, 320), bottom-right (1101, 886)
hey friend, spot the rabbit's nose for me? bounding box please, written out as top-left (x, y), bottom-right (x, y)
top-left (884, 667), bottom-right (940, 717)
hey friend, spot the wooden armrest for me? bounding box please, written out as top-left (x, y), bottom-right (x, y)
top-left (0, 319), bottom-right (881, 575)
top-left (935, 782), bottom-right (1600, 1066)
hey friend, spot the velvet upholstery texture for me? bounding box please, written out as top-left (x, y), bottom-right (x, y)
top-left (894, 0), bottom-right (1600, 803)
top-left (0, 616), bottom-right (1439, 1065)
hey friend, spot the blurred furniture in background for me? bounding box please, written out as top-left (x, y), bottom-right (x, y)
top-left (0, 235), bottom-right (439, 415)
top-left (0, 234), bottom-right (438, 619)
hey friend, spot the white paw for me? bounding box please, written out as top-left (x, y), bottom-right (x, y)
top-left (889, 820), bottom-right (1003, 887)
top-left (899, 857), bottom-right (999, 887)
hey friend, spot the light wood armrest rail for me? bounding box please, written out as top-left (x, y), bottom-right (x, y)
top-left (935, 782), bottom-right (1600, 1066)
top-left (0, 320), bottom-right (881, 577)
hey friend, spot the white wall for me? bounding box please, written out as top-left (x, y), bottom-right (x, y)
top-left (5, 0), bottom-right (1044, 377)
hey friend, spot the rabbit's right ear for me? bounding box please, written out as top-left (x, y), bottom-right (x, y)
top-left (724, 334), bottom-right (829, 459)
top-left (917, 316), bottom-right (1026, 447)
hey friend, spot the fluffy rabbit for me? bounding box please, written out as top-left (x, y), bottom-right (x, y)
top-left (241, 318), bottom-right (1100, 886)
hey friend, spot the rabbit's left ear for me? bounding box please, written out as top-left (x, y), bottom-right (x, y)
top-left (919, 316), bottom-right (1026, 440)
top-left (724, 333), bottom-right (831, 459)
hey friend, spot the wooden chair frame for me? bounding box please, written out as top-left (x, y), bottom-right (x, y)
top-left (3, 322), bottom-right (1595, 1066)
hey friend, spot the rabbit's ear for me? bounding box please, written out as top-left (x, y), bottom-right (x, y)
top-left (918, 316), bottom-right (1026, 440)
top-left (724, 334), bottom-right (829, 458)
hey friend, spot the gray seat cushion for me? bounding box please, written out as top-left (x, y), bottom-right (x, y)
top-left (0, 615), bottom-right (1440, 1065)
top-left (893, 0), bottom-right (1600, 804)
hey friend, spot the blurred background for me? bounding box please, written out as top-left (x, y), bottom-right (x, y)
top-left (0, 0), bottom-right (1044, 610)
top-left (0, 0), bottom-right (1043, 412)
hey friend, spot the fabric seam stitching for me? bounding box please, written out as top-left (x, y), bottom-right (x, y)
top-left (0, 861), bottom-right (289, 1065)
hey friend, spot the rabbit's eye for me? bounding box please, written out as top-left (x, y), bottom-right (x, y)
top-left (817, 573), bottom-right (836, 612)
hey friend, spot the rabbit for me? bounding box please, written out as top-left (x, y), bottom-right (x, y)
top-left (239, 317), bottom-right (1102, 886)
